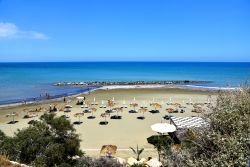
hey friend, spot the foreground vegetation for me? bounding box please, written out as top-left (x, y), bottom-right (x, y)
top-left (0, 87), bottom-right (249, 166)
top-left (0, 113), bottom-right (83, 167)
top-left (162, 88), bottom-right (250, 166)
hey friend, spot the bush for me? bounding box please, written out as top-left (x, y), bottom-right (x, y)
top-left (0, 113), bottom-right (83, 167)
top-left (76, 156), bottom-right (125, 167)
top-left (163, 88), bottom-right (250, 166)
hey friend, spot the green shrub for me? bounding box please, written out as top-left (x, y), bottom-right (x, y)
top-left (0, 113), bottom-right (83, 167)
top-left (163, 88), bottom-right (250, 166)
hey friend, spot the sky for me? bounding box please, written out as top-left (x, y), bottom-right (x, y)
top-left (0, 0), bottom-right (249, 62)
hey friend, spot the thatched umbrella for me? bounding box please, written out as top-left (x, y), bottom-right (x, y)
top-left (65, 104), bottom-right (73, 108)
top-left (23, 108), bottom-right (32, 117)
top-left (113, 107), bottom-right (122, 116)
top-left (154, 103), bottom-right (162, 110)
top-left (175, 103), bottom-right (181, 108)
top-left (100, 145), bottom-right (117, 157)
top-left (166, 108), bottom-right (174, 113)
top-left (73, 113), bottom-right (84, 124)
top-left (27, 111), bottom-right (38, 118)
top-left (106, 99), bottom-right (115, 113)
top-left (108, 99), bottom-right (114, 108)
top-left (6, 112), bottom-right (18, 124)
top-left (129, 103), bottom-right (138, 113)
top-left (100, 113), bottom-right (110, 125)
top-left (88, 107), bottom-right (97, 119)
top-left (150, 103), bottom-right (162, 113)
top-left (111, 107), bottom-right (123, 119)
top-left (137, 108), bottom-right (147, 120)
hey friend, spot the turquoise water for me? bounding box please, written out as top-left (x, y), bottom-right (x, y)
top-left (0, 62), bottom-right (250, 104)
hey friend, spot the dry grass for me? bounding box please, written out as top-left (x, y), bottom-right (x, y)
top-left (0, 155), bottom-right (22, 167)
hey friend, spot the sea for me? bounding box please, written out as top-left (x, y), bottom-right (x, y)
top-left (0, 62), bottom-right (250, 105)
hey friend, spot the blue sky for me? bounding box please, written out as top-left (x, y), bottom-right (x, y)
top-left (0, 0), bottom-right (249, 62)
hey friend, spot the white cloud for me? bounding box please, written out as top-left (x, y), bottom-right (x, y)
top-left (0, 22), bottom-right (49, 39)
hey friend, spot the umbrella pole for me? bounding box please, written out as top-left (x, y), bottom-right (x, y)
top-left (157, 135), bottom-right (161, 161)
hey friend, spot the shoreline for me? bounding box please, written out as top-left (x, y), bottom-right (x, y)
top-left (0, 84), bottom-right (236, 109)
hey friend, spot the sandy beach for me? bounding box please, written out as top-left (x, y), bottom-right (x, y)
top-left (0, 87), bottom-right (217, 158)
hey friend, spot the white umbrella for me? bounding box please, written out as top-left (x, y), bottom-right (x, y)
top-left (146, 158), bottom-right (162, 167)
top-left (94, 97), bottom-right (96, 102)
top-left (133, 97), bottom-right (136, 101)
top-left (151, 123), bottom-right (176, 133)
top-left (76, 97), bottom-right (84, 100)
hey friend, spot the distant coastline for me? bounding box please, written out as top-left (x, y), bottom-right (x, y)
top-left (53, 80), bottom-right (212, 86)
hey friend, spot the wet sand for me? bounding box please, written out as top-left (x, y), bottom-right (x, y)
top-left (0, 88), bottom-right (217, 158)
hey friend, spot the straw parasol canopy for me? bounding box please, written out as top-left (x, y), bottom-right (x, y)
top-left (175, 103), bottom-right (181, 107)
top-left (90, 107), bottom-right (97, 112)
top-left (166, 108), bottom-right (174, 113)
top-left (6, 112), bottom-right (18, 117)
top-left (129, 103), bottom-right (138, 113)
top-left (101, 113), bottom-right (110, 120)
top-left (130, 103), bottom-right (138, 109)
top-left (150, 103), bottom-right (162, 108)
top-left (137, 108), bottom-right (148, 120)
top-left (108, 99), bottom-right (114, 108)
top-left (6, 112), bottom-right (19, 124)
top-left (139, 108), bottom-right (147, 115)
top-left (86, 107), bottom-right (97, 119)
top-left (113, 107), bottom-right (122, 114)
top-left (74, 112), bottom-right (84, 117)
top-left (74, 113), bottom-right (84, 124)
top-left (65, 104), bottom-right (73, 108)
top-left (27, 111), bottom-right (38, 117)
top-left (111, 107), bottom-right (123, 119)
top-left (100, 145), bottom-right (117, 157)
top-left (149, 103), bottom-right (162, 113)
top-left (100, 113), bottom-right (110, 125)
top-left (151, 123), bottom-right (176, 134)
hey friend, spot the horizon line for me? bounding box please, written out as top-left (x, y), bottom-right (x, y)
top-left (0, 61), bottom-right (250, 63)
